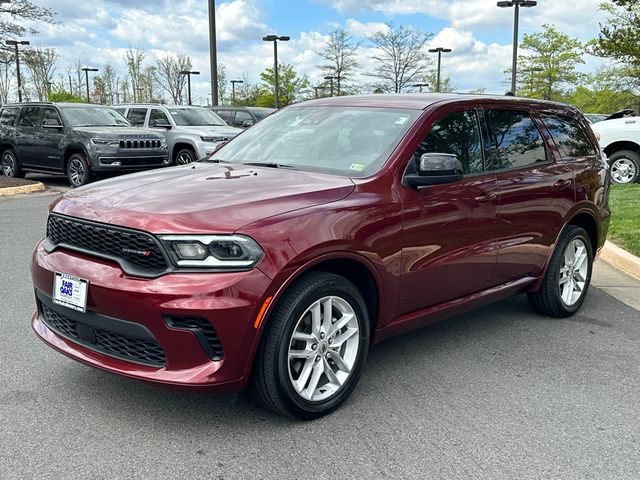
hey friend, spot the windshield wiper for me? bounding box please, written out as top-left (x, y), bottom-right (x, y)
top-left (241, 161), bottom-right (294, 169)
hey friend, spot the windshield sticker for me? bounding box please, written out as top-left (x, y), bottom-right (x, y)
top-left (395, 116), bottom-right (409, 125)
top-left (349, 163), bottom-right (365, 171)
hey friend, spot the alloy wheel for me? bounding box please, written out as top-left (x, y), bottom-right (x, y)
top-left (559, 238), bottom-right (589, 306)
top-left (2, 152), bottom-right (15, 177)
top-left (176, 151), bottom-right (194, 165)
top-left (610, 158), bottom-right (637, 184)
top-left (69, 158), bottom-right (86, 186)
top-left (287, 296), bottom-right (360, 402)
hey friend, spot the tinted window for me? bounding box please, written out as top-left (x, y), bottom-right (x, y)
top-left (543, 114), bottom-right (596, 158)
top-left (149, 109), bottom-right (170, 127)
top-left (485, 110), bottom-right (547, 170)
top-left (18, 107), bottom-right (40, 128)
top-left (234, 110), bottom-right (253, 127)
top-left (214, 110), bottom-right (232, 123)
top-left (114, 108), bottom-right (126, 116)
top-left (413, 110), bottom-right (484, 175)
top-left (167, 108), bottom-right (226, 126)
top-left (42, 108), bottom-right (62, 125)
top-left (127, 108), bottom-right (148, 127)
top-left (0, 107), bottom-right (19, 126)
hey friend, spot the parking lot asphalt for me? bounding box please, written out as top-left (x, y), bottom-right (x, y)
top-left (1, 191), bottom-right (640, 480)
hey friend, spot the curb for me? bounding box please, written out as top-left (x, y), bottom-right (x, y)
top-left (600, 240), bottom-right (640, 280)
top-left (0, 182), bottom-right (45, 197)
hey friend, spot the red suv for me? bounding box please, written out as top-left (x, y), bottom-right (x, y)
top-left (31, 94), bottom-right (610, 419)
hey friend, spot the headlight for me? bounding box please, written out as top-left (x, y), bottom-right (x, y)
top-left (91, 138), bottom-right (119, 146)
top-left (159, 234), bottom-right (263, 269)
top-left (200, 136), bottom-right (226, 143)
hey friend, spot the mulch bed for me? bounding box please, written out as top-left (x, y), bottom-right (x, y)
top-left (0, 176), bottom-right (39, 188)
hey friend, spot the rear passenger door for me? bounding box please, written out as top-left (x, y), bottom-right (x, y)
top-left (483, 108), bottom-right (575, 284)
top-left (15, 106), bottom-right (42, 166)
top-left (37, 108), bottom-right (65, 170)
top-left (126, 108), bottom-right (148, 127)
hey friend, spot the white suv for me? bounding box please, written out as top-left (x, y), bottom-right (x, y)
top-left (115, 104), bottom-right (242, 165)
top-left (591, 117), bottom-right (640, 184)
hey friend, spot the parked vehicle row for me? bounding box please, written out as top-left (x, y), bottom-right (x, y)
top-left (591, 116), bottom-right (640, 184)
top-left (31, 93), bottom-right (610, 419)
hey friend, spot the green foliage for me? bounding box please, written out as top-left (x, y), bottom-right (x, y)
top-left (566, 68), bottom-right (638, 113)
top-left (608, 184), bottom-right (640, 257)
top-left (48, 90), bottom-right (84, 103)
top-left (593, 1), bottom-right (640, 70)
top-left (422, 71), bottom-right (456, 93)
top-left (257, 64), bottom-right (310, 107)
top-left (515, 24), bottom-right (585, 100)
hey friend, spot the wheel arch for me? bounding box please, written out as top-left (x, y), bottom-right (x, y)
top-left (602, 140), bottom-right (640, 158)
top-left (171, 141), bottom-right (197, 161)
top-left (63, 145), bottom-right (90, 170)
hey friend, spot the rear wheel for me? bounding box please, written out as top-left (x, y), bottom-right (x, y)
top-left (608, 150), bottom-right (640, 184)
top-left (252, 272), bottom-right (370, 419)
top-left (174, 148), bottom-right (196, 165)
top-left (66, 154), bottom-right (92, 188)
top-left (528, 225), bottom-right (593, 317)
top-left (1, 149), bottom-right (24, 178)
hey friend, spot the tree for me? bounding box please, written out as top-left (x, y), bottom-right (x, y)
top-left (515, 24), bottom-right (585, 100)
top-left (217, 64), bottom-right (227, 105)
top-left (257, 64), bottom-right (309, 107)
top-left (124, 47), bottom-right (146, 102)
top-left (233, 73), bottom-right (269, 106)
top-left (317, 27), bottom-right (360, 95)
top-left (155, 54), bottom-right (191, 104)
top-left (93, 63), bottom-right (119, 105)
top-left (368, 23), bottom-right (433, 93)
top-left (23, 47), bottom-right (58, 101)
top-left (567, 67), bottom-right (637, 113)
top-left (0, 0), bottom-right (56, 38)
top-left (0, 51), bottom-right (14, 104)
top-left (48, 90), bottom-right (84, 103)
top-left (593, 0), bottom-right (640, 72)
top-left (423, 71), bottom-right (456, 93)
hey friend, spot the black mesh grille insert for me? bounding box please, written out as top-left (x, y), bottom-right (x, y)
top-left (47, 214), bottom-right (168, 276)
top-left (166, 316), bottom-right (224, 361)
top-left (41, 304), bottom-right (166, 367)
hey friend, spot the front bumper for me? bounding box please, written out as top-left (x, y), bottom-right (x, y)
top-left (30, 240), bottom-right (272, 390)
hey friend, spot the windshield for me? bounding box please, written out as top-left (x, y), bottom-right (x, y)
top-left (168, 108), bottom-right (227, 126)
top-left (251, 108), bottom-right (276, 120)
top-left (61, 107), bottom-right (131, 127)
top-left (207, 106), bottom-right (420, 177)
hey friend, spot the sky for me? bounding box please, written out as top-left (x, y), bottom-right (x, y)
top-left (20, 0), bottom-right (611, 104)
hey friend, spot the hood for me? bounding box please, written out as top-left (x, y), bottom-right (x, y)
top-left (52, 163), bottom-right (355, 234)
top-left (74, 126), bottom-right (163, 138)
top-left (175, 125), bottom-right (242, 138)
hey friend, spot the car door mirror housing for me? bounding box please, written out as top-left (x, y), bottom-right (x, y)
top-left (152, 121), bottom-right (172, 129)
top-left (406, 153), bottom-right (464, 187)
top-left (242, 120), bottom-right (254, 128)
top-left (42, 119), bottom-right (63, 129)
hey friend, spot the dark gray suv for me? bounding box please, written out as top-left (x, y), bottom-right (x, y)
top-left (0, 102), bottom-right (169, 187)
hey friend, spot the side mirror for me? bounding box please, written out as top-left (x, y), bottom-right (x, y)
top-left (406, 153), bottom-right (464, 187)
top-left (42, 118), bottom-right (63, 129)
top-left (242, 120), bottom-right (254, 128)
top-left (152, 121), bottom-right (172, 129)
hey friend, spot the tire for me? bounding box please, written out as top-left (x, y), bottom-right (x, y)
top-left (528, 225), bottom-right (593, 318)
top-left (174, 148), bottom-right (196, 165)
top-left (1, 149), bottom-right (24, 178)
top-left (608, 150), bottom-right (640, 184)
top-left (252, 271), bottom-right (370, 420)
top-left (66, 153), bottom-right (92, 188)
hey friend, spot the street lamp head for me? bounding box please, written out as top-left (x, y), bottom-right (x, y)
top-left (230, 79), bottom-right (244, 84)
top-left (5, 40), bottom-right (30, 46)
top-left (191, 71), bottom-right (200, 75)
top-left (429, 47), bottom-right (452, 53)
top-left (81, 67), bottom-right (99, 72)
top-left (278, 36), bottom-right (290, 41)
top-left (263, 35), bottom-right (278, 41)
top-left (181, 70), bottom-right (200, 75)
top-left (520, 0), bottom-right (537, 6)
top-left (497, 1), bottom-right (513, 6)
top-left (324, 75), bottom-right (337, 80)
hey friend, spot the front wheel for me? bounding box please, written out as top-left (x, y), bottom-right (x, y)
top-left (252, 272), bottom-right (370, 419)
top-left (1, 149), bottom-right (24, 178)
top-left (174, 148), bottom-right (196, 165)
top-left (528, 225), bottom-right (593, 317)
top-left (66, 154), bottom-right (92, 188)
top-left (608, 150), bottom-right (640, 184)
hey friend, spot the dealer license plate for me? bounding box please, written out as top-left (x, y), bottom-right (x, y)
top-left (52, 273), bottom-right (89, 313)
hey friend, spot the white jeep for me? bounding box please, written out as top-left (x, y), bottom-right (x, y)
top-left (591, 116), bottom-right (640, 184)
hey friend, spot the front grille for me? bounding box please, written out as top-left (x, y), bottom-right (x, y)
top-left (47, 214), bottom-right (168, 277)
top-left (119, 139), bottom-right (162, 149)
top-left (41, 304), bottom-right (166, 367)
top-left (166, 315), bottom-right (224, 361)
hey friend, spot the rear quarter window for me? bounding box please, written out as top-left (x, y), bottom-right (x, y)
top-left (542, 114), bottom-right (597, 159)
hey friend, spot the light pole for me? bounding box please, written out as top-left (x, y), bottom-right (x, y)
top-left (81, 67), bottom-right (98, 103)
top-left (230, 79), bottom-right (243, 105)
top-left (413, 83), bottom-right (429, 93)
top-left (324, 75), bottom-right (338, 97)
top-left (5, 40), bottom-right (29, 102)
top-left (498, 0), bottom-right (537, 95)
top-left (428, 47), bottom-right (451, 93)
top-left (262, 34), bottom-right (290, 109)
top-left (208, 0), bottom-right (218, 106)
top-left (181, 70), bottom-right (200, 105)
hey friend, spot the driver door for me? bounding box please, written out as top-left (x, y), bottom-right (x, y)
top-left (398, 109), bottom-right (500, 315)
